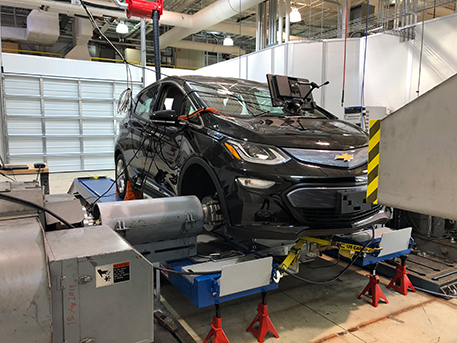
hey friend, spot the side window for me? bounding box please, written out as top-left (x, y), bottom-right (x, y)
top-left (134, 85), bottom-right (159, 120)
top-left (158, 85), bottom-right (201, 125)
top-left (158, 85), bottom-right (185, 113)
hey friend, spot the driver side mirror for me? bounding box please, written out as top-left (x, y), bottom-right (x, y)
top-left (149, 110), bottom-right (178, 125)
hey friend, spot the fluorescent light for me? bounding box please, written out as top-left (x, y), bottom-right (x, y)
top-left (223, 36), bottom-right (234, 46)
top-left (290, 8), bottom-right (302, 23)
top-left (116, 21), bottom-right (128, 34)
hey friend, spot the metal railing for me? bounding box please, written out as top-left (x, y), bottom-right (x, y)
top-left (1, 48), bottom-right (62, 58)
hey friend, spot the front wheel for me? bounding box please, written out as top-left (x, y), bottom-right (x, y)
top-left (115, 154), bottom-right (129, 199)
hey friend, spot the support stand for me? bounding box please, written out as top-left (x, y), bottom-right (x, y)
top-left (203, 304), bottom-right (230, 343)
top-left (124, 181), bottom-right (143, 200)
top-left (358, 264), bottom-right (389, 307)
top-left (246, 292), bottom-right (279, 343)
top-left (387, 256), bottom-right (416, 295)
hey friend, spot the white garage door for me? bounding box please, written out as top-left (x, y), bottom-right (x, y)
top-left (3, 73), bottom-right (142, 172)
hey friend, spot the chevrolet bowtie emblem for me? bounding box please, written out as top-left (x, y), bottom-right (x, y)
top-left (335, 153), bottom-right (354, 162)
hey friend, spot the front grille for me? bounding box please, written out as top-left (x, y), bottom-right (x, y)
top-left (299, 205), bottom-right (382, 229)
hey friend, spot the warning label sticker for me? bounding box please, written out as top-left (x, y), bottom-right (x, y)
top-left (95, 261), bottom-right (130, 288)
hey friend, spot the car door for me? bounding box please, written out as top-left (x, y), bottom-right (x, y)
top-left (146, 83), bottom-right (195, 195)
top-left (124, 84), bottom-right (159, 181)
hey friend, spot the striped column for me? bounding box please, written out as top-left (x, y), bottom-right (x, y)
top-left (367, 120), bottom-right (381, 204)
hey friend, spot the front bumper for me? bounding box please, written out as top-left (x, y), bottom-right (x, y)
top-left (227, 179), bottom-right (389, 240)
top-left (227, 207), bottom-right (391, 240)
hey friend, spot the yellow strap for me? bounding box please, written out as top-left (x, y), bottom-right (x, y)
top-left (278, 236), bottom-right (382, 274)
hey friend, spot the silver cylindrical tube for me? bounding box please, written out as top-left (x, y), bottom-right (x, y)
top-left (94, 196), bottom-right (204, 245)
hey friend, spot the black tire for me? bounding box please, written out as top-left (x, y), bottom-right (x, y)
top-left (115, 154), bottom-right (128, 199)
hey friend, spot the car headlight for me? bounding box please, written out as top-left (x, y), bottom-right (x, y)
top-left (224, 139), bottom-right (290, 165)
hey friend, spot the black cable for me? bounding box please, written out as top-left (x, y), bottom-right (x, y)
top-left (0, 171), bottom-right (16, 182)
top-left (0, 193), bottom-right (75, 229)
top-left (89, 133), bottom-right (149, 210)
top-left (274, 226), bottom-right (375, 284)
top-left (304, 253), bottom-right (341, 269)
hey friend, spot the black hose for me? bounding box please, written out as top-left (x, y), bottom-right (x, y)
top-left (0, 193), bottom-right (75, 229)
top-left (153, 10), bottom-right (161, 81)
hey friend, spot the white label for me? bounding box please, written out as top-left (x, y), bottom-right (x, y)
top-left (95, 261), bottom-right (130, 288)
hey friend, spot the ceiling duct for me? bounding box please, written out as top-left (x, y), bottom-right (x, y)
top-left (1, 9), bottom-right (59, 45)
top-left (159, 0), bottom-right (265, 49)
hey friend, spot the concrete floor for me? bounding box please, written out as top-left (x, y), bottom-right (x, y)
top-left (24, 170), bottom-right (457, 343)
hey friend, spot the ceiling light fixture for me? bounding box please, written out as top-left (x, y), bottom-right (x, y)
top-left (290, 8), bottom-right (302, 23)
top-left (116, 21), bottom-right (129, 34)
top-left (223, 36), bottom-right (234, 46)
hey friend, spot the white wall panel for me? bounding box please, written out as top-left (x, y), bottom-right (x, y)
top-left (247, 49), bottom-right (272, 83)
top-left (83, 138), bottom-right (114, 153)
top-left (47, 156), bottom-right (81, 172)
top-left (409, 15), bottom-right (457, 100)
top-left (9, 138), bottom-right (43, 155)
top-left (4, 76), bottom-right (40, 96)
top-left (45, 120), bottom-right (80, 136)
top-left (44, 101), bottom-right (79, 117)
top-left (43, 79), bottom-right (78, 98)
top-left (2, 53), bottom-right (142, 82)
top-left (5, 99), bottom-right (41, 116)
top-left (363, 34), bottom-right (412, 112)
top-left (272, 44), bottom-right (287, 75)
top-left (81, 81), bottom-right (113, 99)
top-left (81, 102), bottom-right (113, 117)
top-left (323, 39), bottom-right (361, 118)
top-left (47, 138), bottom-right (80, 154)
top-left (82, 120), bottom-right (114, 135)
top-left (7, 119), bottom-right (42, 135)
top-left (84, 156), bottom-right (114, 170)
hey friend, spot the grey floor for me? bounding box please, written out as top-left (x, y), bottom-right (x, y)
top-left (41, 170), bottom-right (457, 343)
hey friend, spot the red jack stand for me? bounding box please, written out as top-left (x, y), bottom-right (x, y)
top-left (124, 181), bottom-right (143, 200)
top-left (246, 292), bottom-right (279, 343)
top-left (203, 304), bottom-right (230, 343)
top-left (387, 256), bottom-right (416, 295)
top-left (358, 266), bottom-right (389, 308)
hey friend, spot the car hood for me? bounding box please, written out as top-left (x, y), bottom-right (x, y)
top-left (210, 115), bottom-right (368, 150)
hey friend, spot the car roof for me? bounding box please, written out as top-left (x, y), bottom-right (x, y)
top-left (162, 75), bottom-right (268, 89)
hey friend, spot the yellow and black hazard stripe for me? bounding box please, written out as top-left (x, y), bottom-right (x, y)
top-left (367, 120), bottom-right (381, 204)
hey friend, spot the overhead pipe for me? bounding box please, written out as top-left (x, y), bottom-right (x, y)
top-left (285, 0), bottom-right (290, 42)
top-left (159, 0), bottom-right (266, 49)
top-left (113, 0), bottom-right (128, 10)
top-left (0, 0), bottom-right (192, 28)
top-left (278, 0), bottom-right (284, 43)
top-left (268, 0), bottom-right (278, 45)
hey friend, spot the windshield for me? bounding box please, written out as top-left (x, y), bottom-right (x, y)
top-left (187, 80), bottom-right (330, 119)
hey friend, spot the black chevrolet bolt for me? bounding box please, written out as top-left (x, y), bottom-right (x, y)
top-left (114, 75), bottom-right (390, 240)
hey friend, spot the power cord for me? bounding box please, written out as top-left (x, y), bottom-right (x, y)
top-left (274, 226), bottom-right (375, 284)
top-left (0, 192), bottom-right (75, 229)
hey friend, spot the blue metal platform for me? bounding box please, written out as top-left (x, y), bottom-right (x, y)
top-left (161, 258), bottom-right (279, 308)
top-left (71, 177), bottom-right (122, 204)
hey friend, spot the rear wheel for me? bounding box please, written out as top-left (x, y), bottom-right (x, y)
top-left (115, 154), bottom-right (128, 199)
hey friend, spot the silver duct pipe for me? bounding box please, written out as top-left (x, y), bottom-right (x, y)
top-left (285, 0), bottom-right (290, 42)
top-left (113, 0), bottom-right (128, 10)
top-left (278, 0), bottom-right (284, 43)
top-left (268, 0), bottom-right (278, 45)
top-left (159, 0), bottom-right (266, 49)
